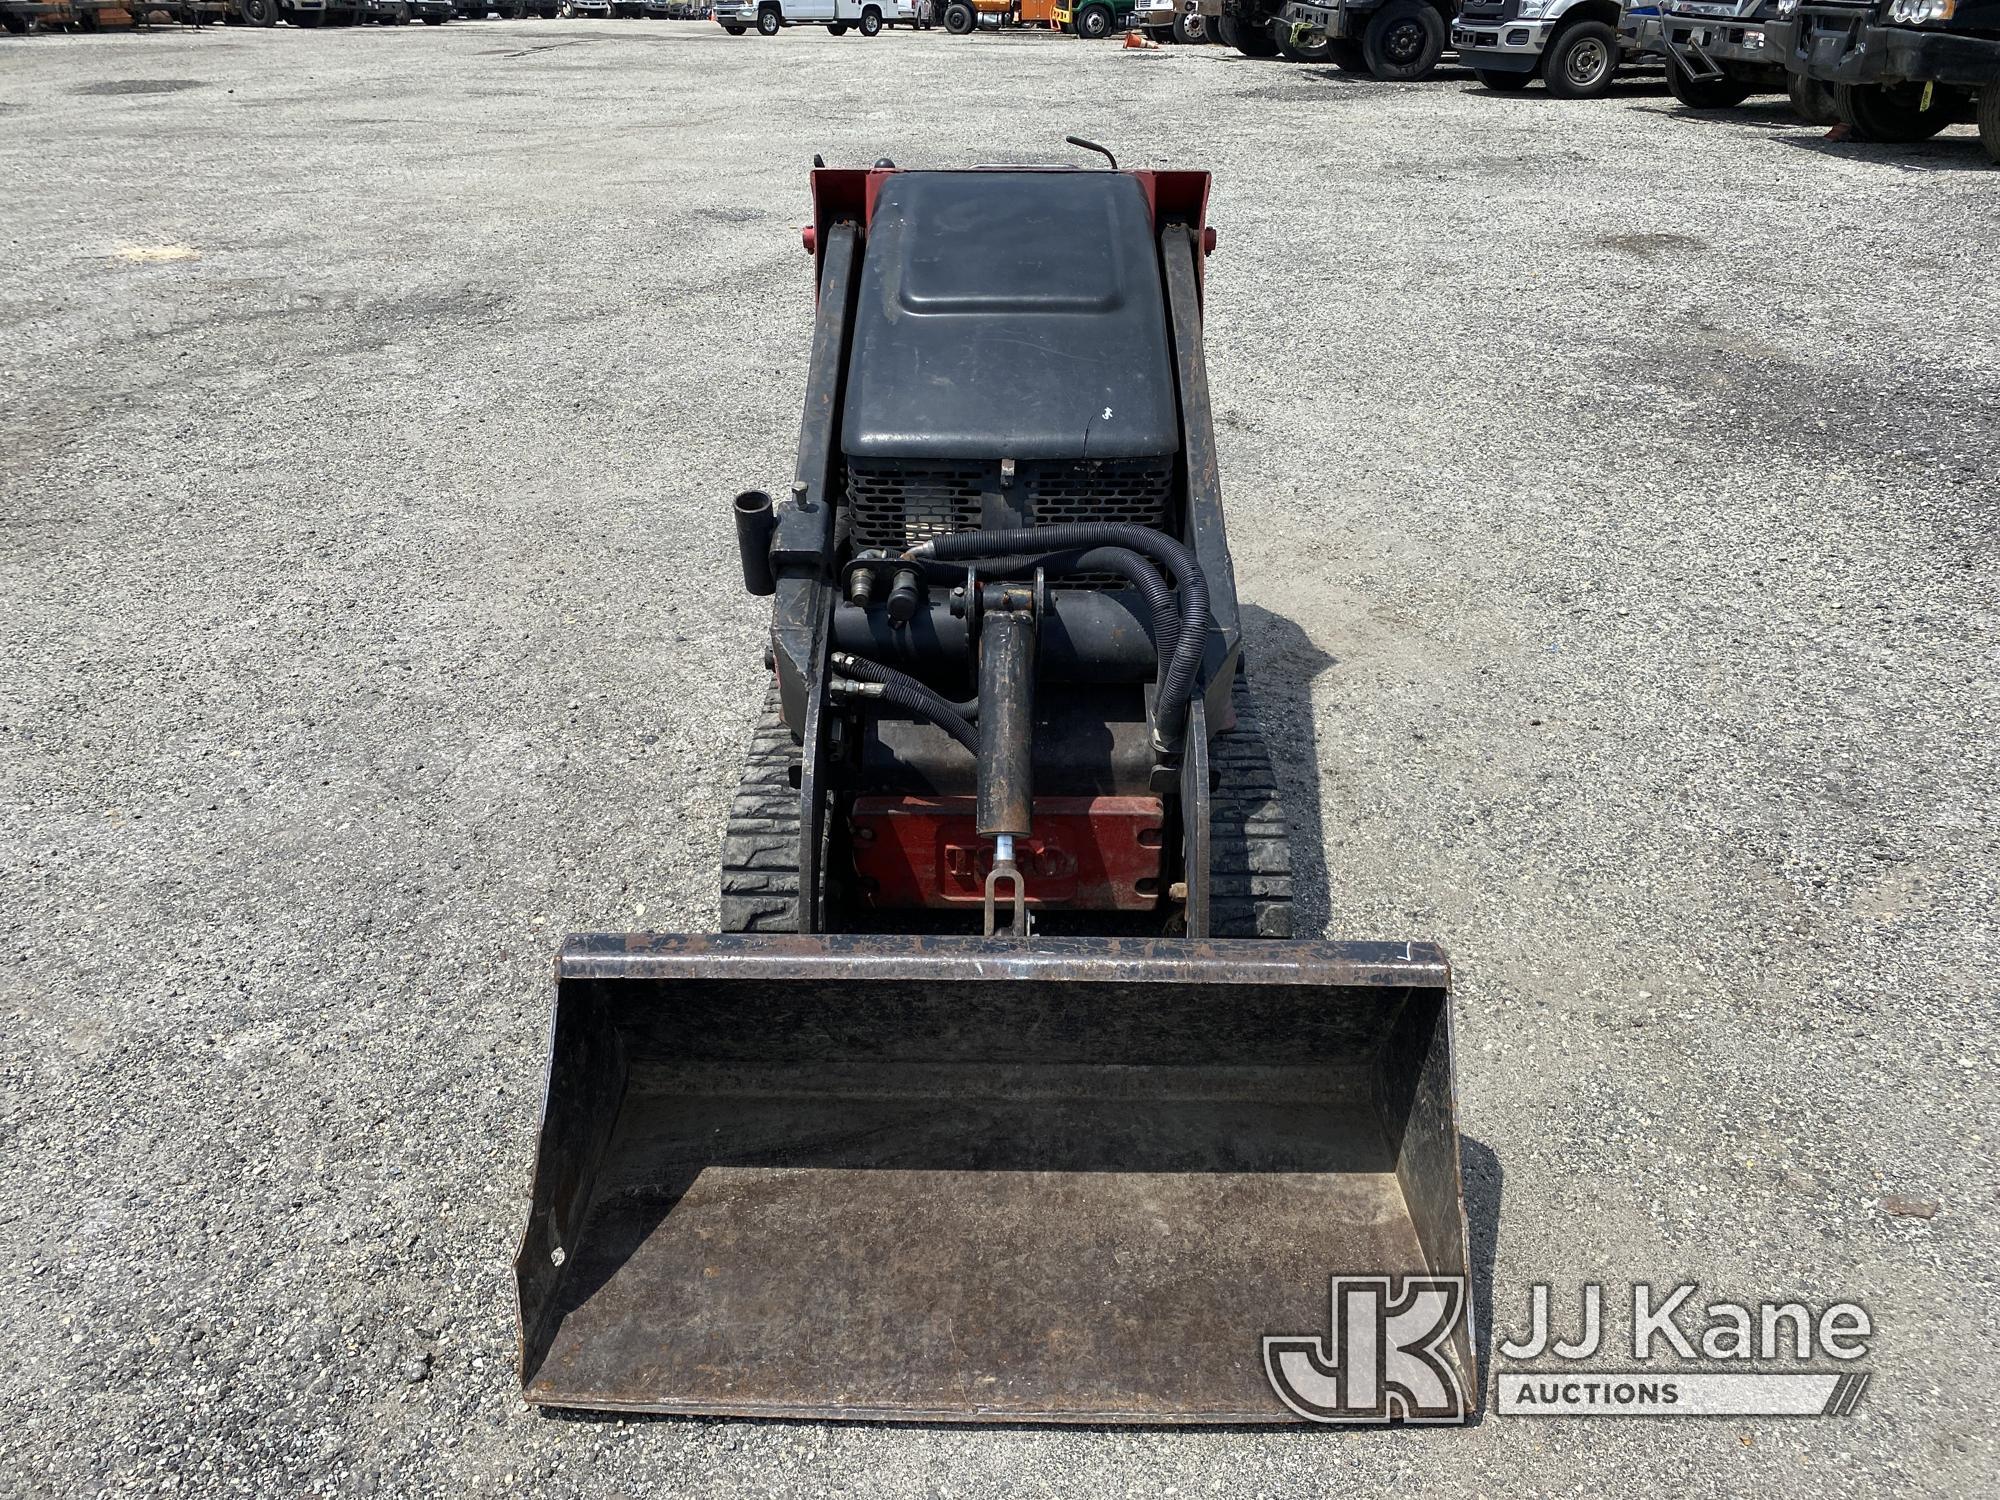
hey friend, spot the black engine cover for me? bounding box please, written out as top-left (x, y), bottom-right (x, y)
top-left (840, 171), bottom-right (1180, 465)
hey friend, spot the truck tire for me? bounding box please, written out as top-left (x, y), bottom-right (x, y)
top-left (1279, 29), bottom-right (1331, 62)
top-left (235, 0), bottom-right (279, 21)
top-left (1172, 9), bottom-right (1206, 42)
top-left (943, 0), bottom-right (972, 30)
top-left (1328, 36), bottom-right (1367, 71)
top-left (1787, 72), bottom-right (1838, 125)
top-left (1075, 1), bottom-right (1114, 36)
top-left (1474, 66), bottom-right (1531, 90)
top-left (828, 18), bottom-right (846, 29)
top-left (1542, 19), bottom-right (1619, 98)
top-left (1663, 56), bottom-right (1754, 110)
top-left (1979, 87), bottom-right (2000, 165)
top-left (1362, 2), bottom-right (1443, 81)
top-left (1218, 13), bottom-right (1277, 55)
top-left (756, 2), bottom-right (779, 30)
top-left (859, 4), bottom-right (881, 30)
top-left (1834, 81), bottom-right (1952, 143)
top-left (724, 20), bottom-right (746, 28)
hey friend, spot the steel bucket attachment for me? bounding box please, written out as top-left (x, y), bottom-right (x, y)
top-left (515, 934), bottom-right (1471, 1423)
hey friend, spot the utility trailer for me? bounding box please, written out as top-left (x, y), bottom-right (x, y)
top-left (1767, 0), bottom-right (2000, 153)
top-left (937, 0), bottom-right (1065, 28)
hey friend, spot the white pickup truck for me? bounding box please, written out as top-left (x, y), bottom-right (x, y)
top-left (714, 0), bottom-right (915, 29)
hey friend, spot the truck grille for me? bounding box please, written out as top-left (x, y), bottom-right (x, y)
top-left (845, 459), bottom-right (1175, 586)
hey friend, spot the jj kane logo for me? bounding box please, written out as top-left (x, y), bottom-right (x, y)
top-left (1261, 1278), bottom-right (1877, 1422)
top-left (1263, 1276), bottom-right (1471, 1424)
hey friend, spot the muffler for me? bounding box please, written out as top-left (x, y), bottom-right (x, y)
top-left (514, 933), bottom-right (1470, 1423)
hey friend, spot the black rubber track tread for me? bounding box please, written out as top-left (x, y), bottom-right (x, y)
top-left (719, 681), bottom-right (804, 933)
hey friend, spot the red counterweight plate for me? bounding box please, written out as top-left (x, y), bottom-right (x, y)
top-left (849, 795), bottom-right (1165, 912)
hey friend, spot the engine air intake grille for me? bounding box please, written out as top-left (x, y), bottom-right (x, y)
top-left (847, 461), bottom-right (985, 554)
top-left (1023, 459), bottom-right (1174, 532)
top-left (846, 459), bottom-right (1175, 565)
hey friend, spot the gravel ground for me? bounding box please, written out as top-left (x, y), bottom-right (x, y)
top-left (3, 19), bottom-right (1996, 1499)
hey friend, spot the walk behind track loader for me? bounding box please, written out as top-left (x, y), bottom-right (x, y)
top-left (515, 155), bottom-right (1475, 1423)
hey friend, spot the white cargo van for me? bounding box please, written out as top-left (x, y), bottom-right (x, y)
top-left (713, 0), bottom-right (916, 31)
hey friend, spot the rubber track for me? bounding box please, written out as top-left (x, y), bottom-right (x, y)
top-left (718, 682), bottom-right (804, 934)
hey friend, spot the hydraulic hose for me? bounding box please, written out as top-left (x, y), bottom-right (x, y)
top-left (1043, 546), bottom-right (1178, 667)
top-left (831, 652), bottom-right (979, 752)
top-left (911, 523), bottom-right (1208, 749)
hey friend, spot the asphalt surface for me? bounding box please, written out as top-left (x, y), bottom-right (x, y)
top-left (3, 17), bottom-right (1997, 1499)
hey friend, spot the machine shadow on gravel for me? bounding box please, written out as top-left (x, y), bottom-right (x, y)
top-left (1632, 99), bottom-right (1808, 134)
top-left (1295, 64), bottom-right (1482, 87)
top-left (1772, 132), bottom-right (1997, 173)
top-left (1461, 76), bottom-right (1674, 100)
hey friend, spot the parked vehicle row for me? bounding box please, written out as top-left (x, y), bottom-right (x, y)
top-left (712, 0), bottom-right (1140, 32)
top-left (1163, 0), bottom-right (1995, 160)
top-left (0, 0), bottom-right (714, 26)
top-left (7, 0), bottom-right (1993, 162)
